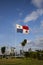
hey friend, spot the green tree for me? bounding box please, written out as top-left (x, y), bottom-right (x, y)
top-left (1, 46), bottom-right (6, 58)
top-left (21, 39), bottom-right (27, 55)
top-left (24, 52), bottom-right (30, 58)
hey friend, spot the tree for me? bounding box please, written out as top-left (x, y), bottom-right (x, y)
top-left (1, 46), bottom-right (6, 58)
top-left (21, 39), bottom-right (27, 55)
top-left (24, 52), bottom-right (30, 58)
top-left (21, 39), bottom-right (27, 47)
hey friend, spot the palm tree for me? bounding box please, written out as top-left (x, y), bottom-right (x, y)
top-left (21, 39), bottom-right (27, 56)
top-left (1, 46), bottom-right (6, 58)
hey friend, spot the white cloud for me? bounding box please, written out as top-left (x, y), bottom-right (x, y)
top-left (24, 9), bottom-right (43, 22)
top-left (26, 37), bottom-right (43, 50)
top-left (25, 37), bottom-right (43, 50)
top-left (16, 8), bottom-right (23, 17)
top-left (39, 20), bottom-right (43, 33)
top-left (27, 40), bottom-right (31, 44)
top-left (31, 21), bottom-right (43, 35)
top-left (34, 37), bottom-right (43, 47)
top-left (40, 21), bottom-right (43, 27)
top-left (32, 0), bottom-right (43, 8)
top-left (19, 12), bottom-right (23, 16)
top-left (24, 11), bottom-right (38, 22)
top-left (31, 27), bottom-right (39, 34)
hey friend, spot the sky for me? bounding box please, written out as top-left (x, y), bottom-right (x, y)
top-left (0, 0), bottom-right (43, 51)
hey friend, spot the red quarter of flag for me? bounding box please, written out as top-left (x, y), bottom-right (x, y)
top-left (22, 26), bottom-right (29, 30)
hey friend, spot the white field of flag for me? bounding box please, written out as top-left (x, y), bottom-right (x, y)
top-left (16, 24), bottom-right (22, 29)
top-left (23, 29), bottom-right (29, 34)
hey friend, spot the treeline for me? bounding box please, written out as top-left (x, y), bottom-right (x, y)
top-left (0, 39), bottom-right (43, 60)
top-left (24, 50), bottom-right (43, 60)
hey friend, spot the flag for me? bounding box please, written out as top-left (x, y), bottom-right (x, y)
top-left (16, 24), bottom-right (23, 33)
top-left (16, 24), bottom-right (29, 34)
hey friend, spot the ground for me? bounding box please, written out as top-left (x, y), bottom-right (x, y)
top-left (0, 58), bottom-right (43, 65)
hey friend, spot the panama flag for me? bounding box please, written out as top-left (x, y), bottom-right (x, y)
top-left (16, 24), bottom-right (29, 34)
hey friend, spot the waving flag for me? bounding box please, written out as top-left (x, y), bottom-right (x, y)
top-left (16, 24), bottom-right (29, 34)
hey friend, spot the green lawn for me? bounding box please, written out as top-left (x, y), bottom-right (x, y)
top-left (0, 58), bottom-right (43, 65)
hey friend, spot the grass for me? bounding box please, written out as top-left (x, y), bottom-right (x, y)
top-left (0, 58), bottom-right (43, 65)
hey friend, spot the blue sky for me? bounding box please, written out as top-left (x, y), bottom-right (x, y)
top-left (0, 0), bottom-right (43, 50)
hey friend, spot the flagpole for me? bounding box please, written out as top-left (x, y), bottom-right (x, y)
top-left (14, 24), bottom-right (17, 57)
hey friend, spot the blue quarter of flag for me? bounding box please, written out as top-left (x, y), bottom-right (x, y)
top-left (17, 29), bottom-right (23, 33)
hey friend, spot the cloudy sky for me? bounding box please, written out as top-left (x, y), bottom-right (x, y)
top-left (0, 0), bottom-right (43, 50)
